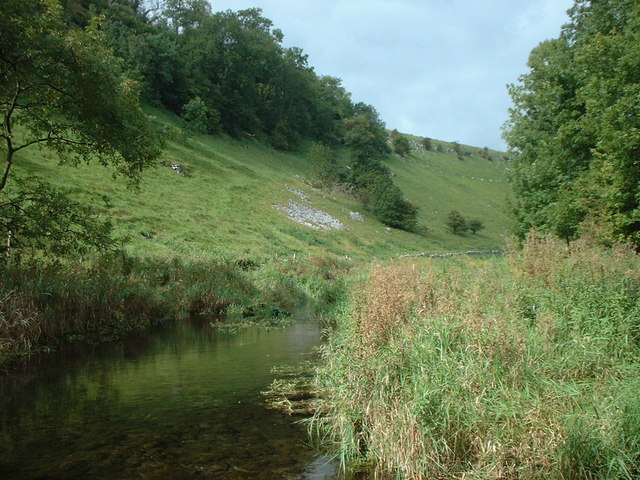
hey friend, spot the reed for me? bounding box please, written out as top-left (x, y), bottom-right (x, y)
top-left (315, 234), bottom-right (640, 479)
top-left (0, 250), bottom-right (355, 362)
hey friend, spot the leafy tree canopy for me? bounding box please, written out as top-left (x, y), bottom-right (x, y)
top-left (392, 135), bottom-right (411, 157)
top-left (342, 103), bottom-right (390, 165)
top-left (308, 142), bottom-right (339, 188)
top-left (446, 210), bottom-right (469, 235)
top-left (0, 0), bottom-right (162, 256)
top-left (504, 0), bottom-right (640, 246)
top-left (1, 0), bottom-right (162, 193)
top-left (365, 174), bottom-right (418, 231)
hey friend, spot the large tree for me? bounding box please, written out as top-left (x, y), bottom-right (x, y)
top-left (0, 0), bottom-right (162, 254)
top-left (1, 0), bottom-right (161, 191)
top-left (342, 102), bottom-right (390, 166)
top-left (504, 0), bottom-right (640, 246)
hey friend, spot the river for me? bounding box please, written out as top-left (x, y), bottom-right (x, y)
top-left (0, 313), bottom-right (337, 479)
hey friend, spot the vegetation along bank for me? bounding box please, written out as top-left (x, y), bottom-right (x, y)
top-left (1, 0), bottom-right (509, 362)
top-left (315, 235), bottom-right (640, 479)
top-left (3, 0), bottom-right (640, 479)
top-left (314, 1), bottom-right (640, 478)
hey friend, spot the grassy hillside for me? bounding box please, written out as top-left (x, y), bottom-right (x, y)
top-left (11, 108), bottom-right (511, 261)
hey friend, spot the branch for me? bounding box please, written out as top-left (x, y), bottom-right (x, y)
top-left (0, 80), bottom-right (21, 192)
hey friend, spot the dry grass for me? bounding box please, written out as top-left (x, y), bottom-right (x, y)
top-left (0, 253), bottom-right (307, 362)
top-left (0, 289), bottom-right (39, 357)
top-left (354, 263), bottom-right (421, 350)
top-left (316, 235), bottom-right (640, 479)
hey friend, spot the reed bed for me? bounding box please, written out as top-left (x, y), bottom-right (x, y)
top-left (315, 234), bottom-right (640, 479)
top-left (0, 252), bottom-right (352, 361)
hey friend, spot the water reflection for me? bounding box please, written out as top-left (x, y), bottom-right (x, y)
top-left (0, 317), bottom-right (328, 479)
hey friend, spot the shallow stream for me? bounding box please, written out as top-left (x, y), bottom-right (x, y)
top-left (0, 314), bottom-right (337, 479)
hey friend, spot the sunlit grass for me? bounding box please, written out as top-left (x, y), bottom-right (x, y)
top-left (315, 235), bottom-right (640, 479)
top-left (10, 107), bottom-right (512, 261)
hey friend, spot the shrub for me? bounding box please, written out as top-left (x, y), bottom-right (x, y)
top-left (182, 97), bottom-right (220, 134)
top-left (445, 209), bottom-right (467, 234)
top-left (308, 142), bottom-right (339, 188)
top-left (468, 219), bottom-right (485, 234)
top-left (366, 175), bottom-right (418, 231)
top-left (392, 135), bottom-right (411, 157)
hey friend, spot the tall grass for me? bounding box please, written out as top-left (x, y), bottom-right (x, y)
top-left (315, 234), bottom-right (640, 479)
top-left (0, 253), bottom-right (255, 359)
top-left (0, 251), bottom-right (351, 362)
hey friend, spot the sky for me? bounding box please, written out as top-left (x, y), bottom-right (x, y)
top-left (207, 0), bottom-right (574, 151)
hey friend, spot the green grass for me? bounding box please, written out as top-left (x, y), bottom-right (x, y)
top-left (314, 235), bottom-right (640, 479)
top-left (8, 107), bottom-right (512, 261)
top-left (2, 107), bottom-right (512, 359)
top-left (386, 139), bottom-right (510, 251)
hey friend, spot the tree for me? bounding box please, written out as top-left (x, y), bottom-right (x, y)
top-left (421, 137), bottom-right (432, 151)
top-left (366, 175), bottom-right (418, 231)
top-left (0, 179), bottom-right (117, 256)
top-left (308, 142), bottom-right (339, 188)
top-left (446, 210), bottom-right (467, 235)
top-left (342, 103), bottom-right (390, 166)
top-left (310, 75), bottom-right (353, 145)
top-left (0, 0), bottom-right (162, 254)
top-left (504, 0), bottom-right (640, 246)
top-left (468, 219), bottom-right (485, 234)
top-left (162, 0), bottom-right (211, 33)
top-left (1, 0), bottom-right (162, 193)
top-left (182, 97), bottom-right (220, 134)
top-left (392, 135), bottom-right (411, 157)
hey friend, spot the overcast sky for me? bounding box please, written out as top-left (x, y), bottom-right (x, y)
top-left (208, 0), bottom-right (574, 150)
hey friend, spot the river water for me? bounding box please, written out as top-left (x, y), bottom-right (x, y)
top-left (0, 315), bottom-right (337, 479)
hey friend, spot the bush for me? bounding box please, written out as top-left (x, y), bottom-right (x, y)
top-left (392, 135), bottom-right (411, 157)
top-left (182, 97), bottom-right (220, 134)
top-left (365, 175), bottom-right (418, 231)
top-left (468, 219), bottom-right (485, 234)
top-left (308, 142), bottom-right (339, 187)
top-left (445, 209), bottom-right (467, 234)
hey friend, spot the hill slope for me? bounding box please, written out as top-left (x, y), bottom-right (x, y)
top-left (13, 108), bottom-right (511, 260)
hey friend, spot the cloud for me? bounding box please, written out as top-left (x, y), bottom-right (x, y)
top-left (209, 0), bottom-right (574, 150)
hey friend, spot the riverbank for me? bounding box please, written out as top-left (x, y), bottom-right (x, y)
top-left (315, 235), bottom-right (640, 479)
top-left (0, 252), bottom-right (351, 365)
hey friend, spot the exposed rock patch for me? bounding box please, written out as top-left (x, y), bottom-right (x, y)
top-left (398, 250), bottom-right (505, 259)
top-left (275, 200), bottom-right (345, 230)
top-left (350, 211), bottom-right (364, 222)
top-left (285, 186), bottom-right (308, 201)
top-left (274, 186), bottom-right (346, 230)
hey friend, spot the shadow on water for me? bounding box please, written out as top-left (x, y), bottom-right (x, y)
top-left (0, 312), bottom-right (339, 479)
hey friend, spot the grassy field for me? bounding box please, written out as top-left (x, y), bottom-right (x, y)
top-left (10, 107), bottom-right (512, 261)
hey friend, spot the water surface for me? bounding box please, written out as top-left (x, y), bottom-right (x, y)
top-left (0, 316), bottom-right (335, 479)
